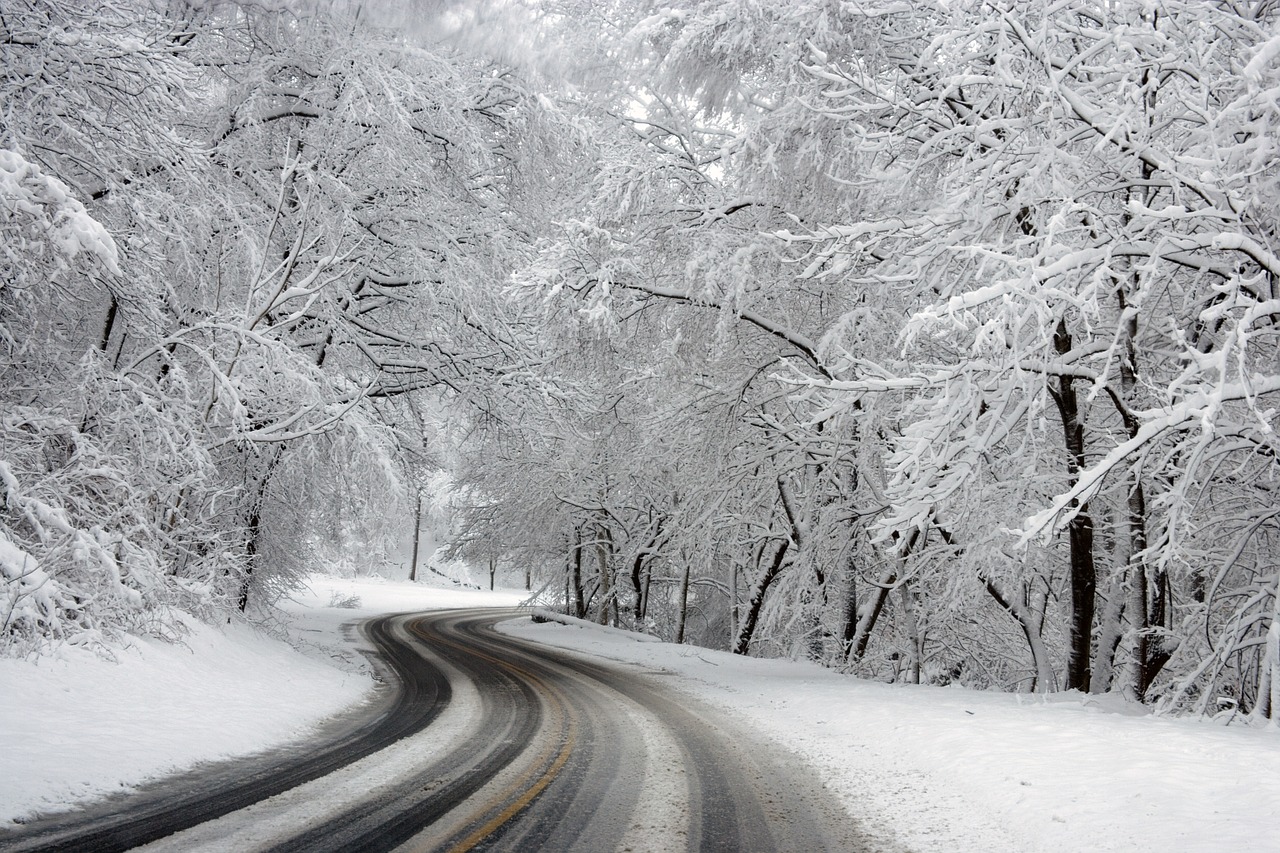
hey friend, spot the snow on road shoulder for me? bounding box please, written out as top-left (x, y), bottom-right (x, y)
top-left (0, 611), bottom-right (366, 827)
top-left (500, 616), bottom-right (1280, 853)
top-left (0, 574), bottom-right (526, 827)
top-left (7, 573), bottom-right (1273, 853)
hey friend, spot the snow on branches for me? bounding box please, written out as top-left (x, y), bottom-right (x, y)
top-left (780, 0), bottom-right (1280, 715)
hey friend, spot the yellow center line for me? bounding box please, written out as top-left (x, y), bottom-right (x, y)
top-left (407, 617), bottom-right (580, 853)
top-left (446, 714), bottom-right (578, 853)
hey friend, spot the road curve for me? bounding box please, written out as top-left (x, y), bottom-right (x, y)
top-left (0, 609), bottom-right (871, 852)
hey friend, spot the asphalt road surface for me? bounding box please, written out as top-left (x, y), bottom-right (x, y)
top-left (0, 609), bottom-right (871, 852)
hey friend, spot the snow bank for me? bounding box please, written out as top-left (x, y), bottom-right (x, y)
top-left (8, 573), bottom-right (1273, 853)
top-left (500, 618), bottom-right (1280, 853)
top-left (0, 575), bottom-right (527, 827)
top-left (0, 613), bottom-right (365, 826)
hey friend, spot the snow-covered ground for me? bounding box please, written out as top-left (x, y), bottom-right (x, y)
top-left (3, 574), bottom-right (1277, 853)
top-left (0, 574), bottom-right (524, 828)
top-left (502, 613), bottom-right (1280, 853)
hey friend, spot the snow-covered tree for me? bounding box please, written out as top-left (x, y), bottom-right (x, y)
top-left (784, 0), bottom-right (1280, 714)
top-left (1, 0), bottom-right (577, 648)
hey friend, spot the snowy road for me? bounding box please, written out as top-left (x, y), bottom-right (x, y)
top-left (0, 609), bottom-right (865, 852)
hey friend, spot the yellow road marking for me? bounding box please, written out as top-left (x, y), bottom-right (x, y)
top-left (406, 616), bottom-right (580, 853)
top-left (446, 715), bottom-right (578, 853)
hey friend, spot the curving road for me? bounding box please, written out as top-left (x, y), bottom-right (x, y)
top-left (0, 609), bottom-right (870, 852)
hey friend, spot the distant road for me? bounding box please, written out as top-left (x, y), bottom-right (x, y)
top-left (0, 609), bottom-right (869, 852)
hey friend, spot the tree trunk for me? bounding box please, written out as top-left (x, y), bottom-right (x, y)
top-left (99, 294), bottom-right (119, 354)
top-left (897, 583), bottom-right (923, 684)
top-left (838, 465), bottom-right (869, 654)
top-left (1091, 570), bottom-right (1126, 693)
top-left (571, 529), bottom-right (586, 618)
top-left (1257, 589), bottom-right (1280, 721)
top-left (733, 539), bottom-right (789, 655)
top-left (840, 554), bottom-right (858, 652)
top-left (641, 560), bottom-right (653, 626)
top-left (729, 554), bottom-right (740, 651)
top-left (238, 444), bottom-right (284, 611)
top-left (630, 552), bottom-right (645, 620)
top-left (984, 576), bottom-right (1057, 692)
top-left (409, 492), bottom-right (422, 582)
top-left (595, 525), bottom-right (614, 626)
top-left (1116, 72), bottom-right (1172, 701)
top-left (1052, 318), bottom-right (1097, 692)
top-left (849, 569), bottom-right (894, 662)
top-left (632, 517), bottom-right (663, 622)
top-left (848, 528), bottom-right (919, 662)
top-left (675, 559), bottom-right (691, 644)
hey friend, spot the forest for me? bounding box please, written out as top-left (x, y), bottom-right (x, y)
top-left (2, 0), bottom-right (1278, 722)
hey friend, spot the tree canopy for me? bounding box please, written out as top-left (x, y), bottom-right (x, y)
top-left (3, 0), bottom-right (1278, 723)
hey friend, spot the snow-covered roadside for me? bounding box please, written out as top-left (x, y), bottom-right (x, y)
top-left (0, 574), bottom-right (525, 827)
top-left (5, 574), bottom-right (1276, 853)
top-left (500, 614), bottom-right (1280, 853)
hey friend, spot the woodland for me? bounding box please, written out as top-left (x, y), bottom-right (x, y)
top-left (2, 0), bottom-right (1279, 722)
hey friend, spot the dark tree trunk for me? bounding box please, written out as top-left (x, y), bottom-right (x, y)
top-left (99, 294), bottom-right (118, 354)
top-left (729, 555), bottom-right (739, 649)
top-left (1051, 318), bottom-right (1097, 692)
top-left (675, 560), bottom-right (691, 644)
top-left (848, 528), bottom-right (920, 662)
top-left (571, 529), bottom-right (586, 619)
top-left (238, 444), bottom-right (284, 612)
top-left (631, 552), bottom-right (645, 619)
top-left (239, 511), bottom-right (260, 612)
top-left (733, 539), bottom-right (789, 655)
top-left (850, 572), bottom-right (894, 662)
top-left (641, 561), bottom-right (653, 624)
top-left (840, 554), bottom-right (858, 651)
top-left (632, 516), bottom-right (663, 621)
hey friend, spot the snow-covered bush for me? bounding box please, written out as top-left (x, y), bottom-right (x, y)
top-left (0, 363), bottom-right (253, 654)
top-left (326, 590), bottom-right (362, 609)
